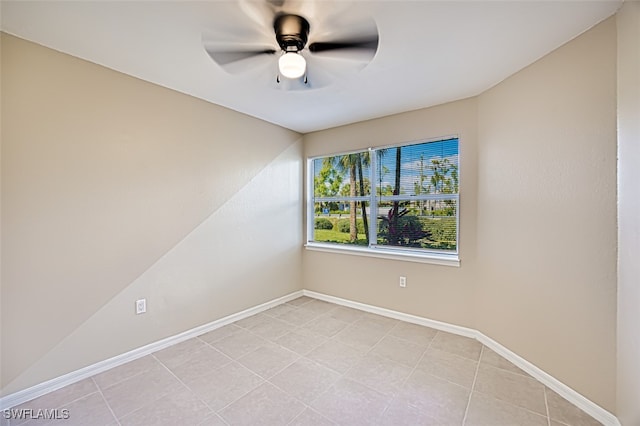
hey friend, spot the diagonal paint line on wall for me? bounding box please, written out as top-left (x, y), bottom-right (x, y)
top-left (2, 141), bottom-right (298, 390)
top-left (2, 139), bottom-right (303, 396)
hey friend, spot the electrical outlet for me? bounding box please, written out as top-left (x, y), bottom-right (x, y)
top-left (136, 298), bottom-right (146, 315)
top-left (399, 276), bottom-right (407, 288)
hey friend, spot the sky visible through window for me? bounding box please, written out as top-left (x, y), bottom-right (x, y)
top-left (314, 138), bottom-right (459, 196)
top-left (377, 138), bottom-right (458, 195)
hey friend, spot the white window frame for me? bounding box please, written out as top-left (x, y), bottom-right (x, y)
top-left (305, 136), bottom-right (460, 267)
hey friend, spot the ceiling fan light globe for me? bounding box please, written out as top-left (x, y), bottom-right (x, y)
top-left (279, 52), bottom-right (306, 79)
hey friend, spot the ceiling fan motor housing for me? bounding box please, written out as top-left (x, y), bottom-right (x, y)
top-left (274, 14), bottom-right (310, 52)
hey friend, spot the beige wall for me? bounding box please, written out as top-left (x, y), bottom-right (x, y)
top-left (304, 17), bottom-right (617, 411)
top-left (0, 33), bottom-right (303, 395)
top-left (476, 17), bottom-right (617, 411)
top-left (616, 2), bottom-right (640, 425)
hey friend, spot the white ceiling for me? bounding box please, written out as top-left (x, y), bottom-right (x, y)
top-left (1, 0), bottom-right (621, 133)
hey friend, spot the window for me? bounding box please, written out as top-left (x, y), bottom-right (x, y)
top-left (307, 137), bottom-right (459, 264)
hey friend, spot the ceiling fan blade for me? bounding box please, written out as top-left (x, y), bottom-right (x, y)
top-left (205, 47), bottom-right (277, 67)
top-left (308, 37), bottom-right (378, 54)
top-left (307, 35), bottom-right (378, 64)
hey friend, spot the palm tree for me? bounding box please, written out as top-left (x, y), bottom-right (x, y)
top-left (330, 153), bottom-right (367, 242)
top-left (377, 146), bottom-right (411, 246)
top-left (429, 158), bottom-right (451, 193)
top-left (356, 153), bottom-right (371, 241)
top-left (414, 155), bottom-right (427, 214)
top-left (391, 146), bottom-right (402, 245)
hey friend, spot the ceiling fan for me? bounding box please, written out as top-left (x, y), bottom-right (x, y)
top-left (203, 4), bottom-right (379, 89)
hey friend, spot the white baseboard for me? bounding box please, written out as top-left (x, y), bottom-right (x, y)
top-left (2, 289), bottom-right (620, 426)
top-left (302, 289), bottom-right (620, 426)
top-left (303, 290), bottom-right (478, 338)
top-left (476, 333), bottom-right (620, 426)
top-left (0, 290), bottom-right (304, 410)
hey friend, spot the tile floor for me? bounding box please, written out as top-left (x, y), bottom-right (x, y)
top-left (4, 296), bottom-right (603, 426)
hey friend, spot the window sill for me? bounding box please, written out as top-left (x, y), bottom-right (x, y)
top-left (304, 243), bottom-right (460, 267)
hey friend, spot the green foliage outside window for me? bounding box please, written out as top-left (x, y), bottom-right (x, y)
top-left (310, 138), bottom-right (459, 255)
